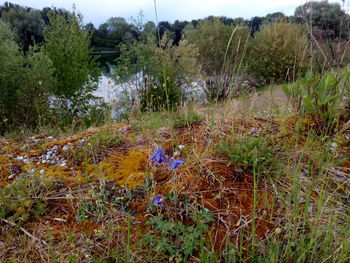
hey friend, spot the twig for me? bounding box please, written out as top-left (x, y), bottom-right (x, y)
top-left (1, 218), bottom-right (48, 247)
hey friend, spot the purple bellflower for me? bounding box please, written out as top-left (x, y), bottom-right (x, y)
top-left (151, 146), bottom-right (168, 164)
top-left (152, 195), bottom-right (165, 206)
top-left (169, 159), bottom-right (184, 169)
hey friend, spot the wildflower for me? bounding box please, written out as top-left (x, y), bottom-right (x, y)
top-left (169, 159), bottom-right (184, 169)
top-left (152, 195), bottom-right (165, 207)
top-left (151, 146), bottom-right (168, 164)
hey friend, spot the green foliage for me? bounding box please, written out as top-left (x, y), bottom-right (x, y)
top-left (249, 22), bottom-right (309, 83)
top-left (0, 21), bottom-right (55, 133)
top-left (185, 18), bottom-right (250, 100)
top-left (283, 70), bottom-right (349, 134)
top-left (216, 136), bottom-right (276, 176)
top-left (116, 32), bottom-right (200, 111)
top-left (294, 1), bottom-right (349, 40)
top-left (0, 175), bottom-right (57, 224)
top-left (43, 10), bottom-right (101, 124)
top-left (0, 3), bottom-right (44, 51)
top-left (131, 112), bottom-right (166, 132)
top-left (171, 111), bottom-right (204, 129)
top-left (143, 209), bottom-right (214, 262)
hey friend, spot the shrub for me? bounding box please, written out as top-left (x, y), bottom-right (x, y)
top-left (249, 22), bottom-right (309, 83)
top-left (0, 21), bottom-right (55, 133)
top-left (115, 33), bottom-right (200, 112)
top-left (185, 18), bottom-right (250, 101)
top-left (43, 10), bottom-right (101, 124)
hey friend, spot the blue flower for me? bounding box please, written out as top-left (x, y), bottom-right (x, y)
top-left (169, 159), bottom-right (184, 169)
top-left (152, 195), bottom-right (165, 206)
top-left (151, 146), bottom-right (168, 164)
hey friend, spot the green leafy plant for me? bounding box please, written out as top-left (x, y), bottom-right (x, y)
top-left (0, 174), bottom-right (57, 224)
top-left (43, 9), bottom-right (101, 125)
top-left (283, 70), bottom-right (348, 134)
top-left (171, 111), bottom-right (204, 129)
top-left (216, 136), bottom-right (277, 176)
top-left (143, 209), bottom-right (214, 262)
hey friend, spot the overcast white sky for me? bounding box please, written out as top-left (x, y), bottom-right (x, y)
top-left (3, 0), bottom-right (341, 26)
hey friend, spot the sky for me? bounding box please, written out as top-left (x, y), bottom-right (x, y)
top-left (2, 0), bottom-right (338, 27)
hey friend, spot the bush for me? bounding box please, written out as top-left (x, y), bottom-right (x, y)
top-left (248, 22), bottom-right (309, 83)
top-left (185, 18), bottom-right (250, 100)
top-left (43, 10), bottom-right (101, 124)
top-left (116, 33), bottom-right (200, 112)
top-left (0, 21), bottom-right (55, 133)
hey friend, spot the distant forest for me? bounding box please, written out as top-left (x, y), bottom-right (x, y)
top-left (1, 1), bottom-right (349, 56)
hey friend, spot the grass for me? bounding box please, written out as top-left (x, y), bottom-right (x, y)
top-left (0, 85), bottom-right (349, 262)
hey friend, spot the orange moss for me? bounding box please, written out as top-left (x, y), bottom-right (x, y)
top-left (89, 148), bottom-right (148, 188)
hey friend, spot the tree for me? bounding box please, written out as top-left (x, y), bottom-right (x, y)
top-left (0, 2), bottom-right (45, 51)
top-left (0, 20), bottom-right (54, 133)
top-left (43, 10), bottom-right (100, 122)
top-left (295, 1), bottom-right (350, 40)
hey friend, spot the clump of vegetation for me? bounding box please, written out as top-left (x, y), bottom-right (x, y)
top-left (43, 9), bottom-right (101, 125)
top-left (0, 174), bottom-right (57, 224)
top-left (185, 18), bottom-right (250, 101)
top-left (284, 69), bottom-right (350, 134)
top-left (216, 136), bottom-right (278, 176)
top-left (116, 32), bottom-right (200, 112)
top-left (65, 129), bottom-right (123, 163)
top-left (143, 209), bottom-right (215, 262)
top-left (0, 20), bottom-right (55, 134)
top-left (171, 111), bottom-right (204, 129)
top-left (248, 21), bottom-right (309, 83)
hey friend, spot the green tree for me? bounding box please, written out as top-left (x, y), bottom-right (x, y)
top-left (43, 10), bottom-right (100, 123)
top-left (0, 2), bottom-right (45, 51)
top-left (0, 20), bottom-right (54, 133)
top-left (295, 1), bottom-right (349, 40)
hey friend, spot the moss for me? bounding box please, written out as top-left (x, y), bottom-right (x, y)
top-left (94, 149), bottom-right (148, 188)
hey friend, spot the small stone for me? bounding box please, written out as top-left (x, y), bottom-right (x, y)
top-left (8, 174), bottom-right (15, 180)
top-left (40, 170), bottom-right (45, 175)
top-left (62, 144), bottom-right (71, 151)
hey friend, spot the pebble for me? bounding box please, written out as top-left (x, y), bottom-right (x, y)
top-left (40, 170), bottom-right (45, 175)
top-left (62, 143), bottom-right (72, 151)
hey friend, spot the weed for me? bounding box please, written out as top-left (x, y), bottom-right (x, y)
top-left (65, 129), bottom-right (123, 164)
top-left (0, 174), bottom-right (58, 224)
top-left (131, 112), bottom-right (166, 132)
top-left (216, 136), bottom-right (278, 177)
top-left (171, 111), bottom-right (204, 129)
top-left (143, 208), bottom-right (214, 262)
